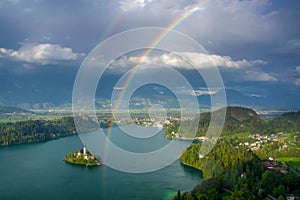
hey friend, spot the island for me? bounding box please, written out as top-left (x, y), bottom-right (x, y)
top-left (64, 145), bottom-right (102, 167)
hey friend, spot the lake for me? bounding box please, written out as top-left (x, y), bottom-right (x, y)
top-left (0, 127), bottom-right (202, 200)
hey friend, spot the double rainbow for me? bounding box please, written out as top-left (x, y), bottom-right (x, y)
top-left (104, 0), bottom-right (210, 158)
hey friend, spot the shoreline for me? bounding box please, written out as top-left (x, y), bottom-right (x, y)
top-left (180, 161), bottom-right (202, 171)
top-left (63, 158), bottom-right (102, 167)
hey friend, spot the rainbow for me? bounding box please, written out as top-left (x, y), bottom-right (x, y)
top-left (103, 0), bottom-right (210, 160)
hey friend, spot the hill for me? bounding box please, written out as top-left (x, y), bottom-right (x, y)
top-left (0, 117), bottom-right (76, 146)
top-left (165, 106), bottom-right (300, 138)
top-left (197, 106), bottom-right (267, 136)
top-left (267, 111), bottom-right (300, 133)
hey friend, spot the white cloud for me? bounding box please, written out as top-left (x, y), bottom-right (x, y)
top-left (108, 51), bottom-right (274, 83)
top-left (182, 52), bottom-right (257, 69)
top-left (189, 0), bottom-right (278, 43)
top-left (251, 60), bottom-right (268, 65)
top-left (294, 66), bottom-right (300, 86)
top-left (276, 39), bottom-right (300, 54)
top-left (111, 52), bottom-right (265, 69)
top-left (113, 87), bottom-right (126, 90)
top-left (117, 0), bottom-right (279, 44)
top-left (287, 39), bottom-right (300, 49)
top-left (0, 0), bottom-right (21, 7)
top-left (23, 8), bottom-right (32, 13)
top-left (0, 43), bottom-right (85, 65)
top-left (296, 66), bottom-right (300, 74)
top-left (244, 70), bottom-right (277, 82)
top-left (176, 87), bottom-right (219, 96)
top-left (192, 89), bottom-right (217, 96)
top-left (119, 0), bottom-right (152, 11)
top-left (249, 94), bottom-right (263, 98)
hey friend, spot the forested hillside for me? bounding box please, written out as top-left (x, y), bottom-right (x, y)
top-left (0, 117), bottom-right (76, 146)
top-left (165, 106), bottom-right (300, 137)
top-left (176, 140), bottom-right (300, 200)
top-left (267, 111), bottom-right (300, 133)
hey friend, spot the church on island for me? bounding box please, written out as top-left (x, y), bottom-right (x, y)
top-left (64, 145), bottom-right (102, 167)
top-left (76, 145), bottom-right (95, 160)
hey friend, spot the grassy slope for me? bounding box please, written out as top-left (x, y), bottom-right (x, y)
top-left (276, 157), bottom-right (300, 167)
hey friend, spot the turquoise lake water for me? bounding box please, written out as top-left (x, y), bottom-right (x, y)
top-left (0, 127), bottom-right (202, 200)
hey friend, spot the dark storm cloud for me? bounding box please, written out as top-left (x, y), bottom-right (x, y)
top-left (0, 0), bottom-right (299, 58)
top-left (0, 0), bottom-right (299, 107)
top-left (0, 0), bottom-right (120, 51)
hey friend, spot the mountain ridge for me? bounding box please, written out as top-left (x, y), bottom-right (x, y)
top-left (165, 106), bottom-right (300, 137)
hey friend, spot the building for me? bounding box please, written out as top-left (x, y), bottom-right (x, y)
top-left (76, 145), bottom-right (90, 160)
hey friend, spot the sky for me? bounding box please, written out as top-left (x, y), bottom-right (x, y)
top-left (0, 0), bottom-right (300, 109)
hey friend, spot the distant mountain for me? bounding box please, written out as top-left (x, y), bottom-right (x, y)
top-left (124, 86), bottom-right (265, 109)
top-left (0, 78), bottom-right (299, 110)
top-left (264, 93), bottom-right (300, 110)
top-left (267, 111), bottom-right (300, 133)
top-left (196, 89), bottom-right (264, 108)
top-left (0, 106), bottom-right (33, 114)
top-left (221, 89), bottom-right (264, 107)
top-left (129, 85), bottom-right (180, 109)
